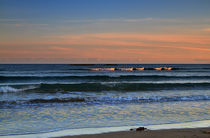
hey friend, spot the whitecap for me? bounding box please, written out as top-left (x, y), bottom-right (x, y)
top-left (0, 86), bottom-right (37, 93)
top-left (0, 86), bottom-right (20, 93)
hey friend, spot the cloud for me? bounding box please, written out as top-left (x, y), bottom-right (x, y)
top-left (62, 17), bottom-right (208, 24)
top-left (43, 33), bottom-right (210, 48)
top-left (1, 33), bottom-right (210, 51)
top-left (63, 18), bottom-right (154, 23)
top-left (204, 28), bottom-right (210, 32)
top-left (1, 27), bottom-right (210, 63)
top-left (194, 58), bottom-right (210, 62)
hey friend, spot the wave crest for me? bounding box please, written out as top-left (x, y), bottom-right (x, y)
top-left (0, 86), bottom-right (37, 93)
top-left (1, 95), bottom-right (210, 107)
top-left (0, 86), bottom-right (19, 93)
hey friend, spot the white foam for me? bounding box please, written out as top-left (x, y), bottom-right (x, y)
top-left (0, 86), bottom-right (37, 93)
top-left (0, 86), bottom-right (19, 93)
top-left (2, 120), bottom-right (210, 138)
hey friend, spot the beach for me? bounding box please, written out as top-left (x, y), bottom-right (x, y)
top-left (1, 120), bottom-right (210, 138)
top-left (61, 127), bottom-right (210, 138)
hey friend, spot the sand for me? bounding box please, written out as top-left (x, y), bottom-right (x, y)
top-left (2, 120), bottom-right (210, 138)
top-left (59, 127), bottom-right (210, 138)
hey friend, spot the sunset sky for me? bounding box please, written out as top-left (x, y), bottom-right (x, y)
top-left (0, 0), bottom-right (210, 64)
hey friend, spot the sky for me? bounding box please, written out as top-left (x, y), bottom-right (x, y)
top-left (0, 0), bottom-right (210, 64)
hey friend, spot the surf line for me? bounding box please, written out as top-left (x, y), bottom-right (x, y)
top-left (88, 67), bottom-right (173, 71)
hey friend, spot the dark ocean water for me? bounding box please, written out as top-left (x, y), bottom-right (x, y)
top-left (0, 64), bottom-right (210, 135)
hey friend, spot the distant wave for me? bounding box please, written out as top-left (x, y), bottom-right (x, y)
top-left (1, 95), bottom-right (210, 107)
top-left (1, 75), bottom-right (210, 82)
top-left (86, 67), bottom-right (210, 71)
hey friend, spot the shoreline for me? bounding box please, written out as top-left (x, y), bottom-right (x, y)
top-left (62, 127), bottom-right (210, 138)
top-left (1, 120), bottom-right (210, 138)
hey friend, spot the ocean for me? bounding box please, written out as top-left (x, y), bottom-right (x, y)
top-left (0, 64), bottom-right (210, 136)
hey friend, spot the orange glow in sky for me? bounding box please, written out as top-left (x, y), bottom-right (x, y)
top-left (0, 0), bottom-right (210, 63)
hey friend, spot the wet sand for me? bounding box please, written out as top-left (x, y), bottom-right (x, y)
top-left (59, 127), bottom-right (210, 138)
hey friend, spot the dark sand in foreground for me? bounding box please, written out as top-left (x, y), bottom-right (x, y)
top-left (59, 127), bottom-right (210, 138)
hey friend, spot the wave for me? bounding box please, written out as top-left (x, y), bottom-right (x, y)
top-left (0, 97), bottom-right (85, 104)
top-left (33, 82), bottom-right (210, 92)
top-left (86, 67), bottom-right (210, 71)
top-left (1, 81), bottom-right (210, 93)
top-left (1, 75), bottom-right (210, 82)
top-left (0, 86), bottom-right (20, 93)
top-left (96, 95), bottom-right (210, 103)
top-left (1, 95), bottom-right (210, 106)
top-left (0, 86), bottom-right (37, 93)
top-left (87, 67), bottom-right (177, 71)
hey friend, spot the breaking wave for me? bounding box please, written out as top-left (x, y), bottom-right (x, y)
top-left (1, 95), bottom-right (210, 106)
top-left (0, 86), bottom-right (37, 93)
top-left (1, 81), bottom-right (210, 93)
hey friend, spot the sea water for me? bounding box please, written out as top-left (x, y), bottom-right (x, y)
top-left (0, 64), bottom-right (210, 136)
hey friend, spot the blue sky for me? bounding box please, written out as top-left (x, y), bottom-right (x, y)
top-left (1, 0), bottom-right (210, 21)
